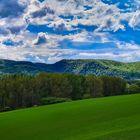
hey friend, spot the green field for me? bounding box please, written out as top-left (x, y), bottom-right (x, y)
top-left (0, 94), bottom-right (140, 140)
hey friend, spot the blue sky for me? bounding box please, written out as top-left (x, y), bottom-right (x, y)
top-left (0, 0), bottom-right (140, 63)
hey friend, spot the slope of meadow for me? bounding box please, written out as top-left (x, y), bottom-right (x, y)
top-left (0, 94), bottom-right (140, 140)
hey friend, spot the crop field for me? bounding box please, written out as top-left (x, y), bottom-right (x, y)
top-left (0, 94), bottom-right (140, 140)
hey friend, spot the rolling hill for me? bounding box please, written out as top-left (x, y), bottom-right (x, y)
top-left (0, 94), bottom-right (140, 140)
top-left (1, 59), bottom-right (140, 79)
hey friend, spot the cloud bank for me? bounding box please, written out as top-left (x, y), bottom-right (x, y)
top-left (0, 0), bottom-right (140, 63)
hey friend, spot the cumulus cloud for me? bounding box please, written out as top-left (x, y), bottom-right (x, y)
top-left (33, 32), bottom-right (48, 45)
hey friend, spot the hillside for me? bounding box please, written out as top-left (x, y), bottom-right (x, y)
top-left (1, 59), bottom-right (140, 79)
top-left (0, 94), bottom-right (140, 140)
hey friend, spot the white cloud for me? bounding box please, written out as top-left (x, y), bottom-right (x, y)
top-left (129, 11), bottom-right (140, 30)
top-left (77, 51), bottom-right (137, 62)
top-left (116, 41), bottom-right (140, 50)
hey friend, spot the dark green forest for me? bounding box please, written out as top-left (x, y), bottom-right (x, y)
top-left (0, 73), bottom-right (139, 112)
top-left (1, 59), bottom-right (140, 80)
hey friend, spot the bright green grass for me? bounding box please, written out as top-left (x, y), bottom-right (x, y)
top-left (0, 94), bottom-right (140, 140)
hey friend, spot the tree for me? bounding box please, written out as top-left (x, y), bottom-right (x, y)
top-left (66, 74), bottom-right (86, 100)
top-left (101, 76), bottom-right (127, 96)
top-left (86, 75), bottom-right (103, 98)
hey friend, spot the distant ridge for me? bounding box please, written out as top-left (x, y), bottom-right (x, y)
top-left (1, 59), bottom-right (140, 80)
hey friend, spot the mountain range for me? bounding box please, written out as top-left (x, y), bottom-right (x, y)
top-left (1, 59), bottom-right (140, 80)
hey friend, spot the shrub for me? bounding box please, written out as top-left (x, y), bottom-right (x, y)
top-left (127, 84), bottom-right (140, 94)
top-left (0, 107), bottom-right (12, 112)
top-left (40, 97), bottom-right (71, 105)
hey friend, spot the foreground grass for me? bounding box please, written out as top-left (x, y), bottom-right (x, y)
top-left (0, 94), bottom-right (140, 140)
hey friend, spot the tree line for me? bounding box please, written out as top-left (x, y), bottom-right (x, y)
top-left (0, 73), bottom-right (138, 112)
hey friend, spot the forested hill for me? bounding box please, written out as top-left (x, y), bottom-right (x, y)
top-left (1, 59), bottom-right (140, 80)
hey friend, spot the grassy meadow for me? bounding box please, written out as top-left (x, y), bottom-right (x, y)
top-left (0, 94), bottom-right (140, 140)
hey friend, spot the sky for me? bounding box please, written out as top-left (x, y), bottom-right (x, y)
top-left (0, 0), bottom-right (140, 63)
